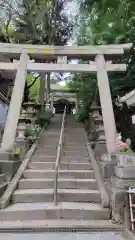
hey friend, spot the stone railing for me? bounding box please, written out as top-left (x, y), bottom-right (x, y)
top-left (86, 138), bottom-right (110, 208)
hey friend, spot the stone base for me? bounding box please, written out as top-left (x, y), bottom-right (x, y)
top-left (111, 153), bottom-right (135, 167)
top-left (0, 160), bottom-right (21, 181)
top-left (111, 176), bottom-right (135, 189)
top-left (115, 166), bottom-right (135, 179)
top-left (100, 154), bottom-right (135, 223)
top-left (0, 151), bottom-right (10, 160)
top-left (13, 138), bottom-right (28, 159)
top-left (111, 188), bottom-right (126, 223)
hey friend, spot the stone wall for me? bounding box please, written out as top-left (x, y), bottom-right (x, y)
top-left (89, 104), bottom-right (133, 225)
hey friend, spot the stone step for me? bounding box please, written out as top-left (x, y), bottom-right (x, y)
top-left (32, 155), bottom-right (90, 163)
top-left (0, 202), bottom-right (110, 221)
top-left (18, 178), bottom-right (98, 190)
top-left (23, 170), bottom-right (95, 179)
top-left (36, 145), bottom-right (58, 149)
top-left (28, 162), bottom-right (93, 170)
top-left (64, 142), bottom-right (84, 146)
top-left (12, 189), bottom-right (101, 203)
top-left (63, 151), bottom-right (88, 157)
top-left (64, 140), bottom-right (86, 144)
top-left (65, 135), bottom-right (85, 137)
top-left (63, 146), bottom-right (87, 150)
top-left (39, 142), bottom-right (59, 147)
top-left (115, 166), bottom-right (135, 179)
top-left (36, 146), bottom-right (57, 151)
top-left (31, 156), bottom-right (56, 162)
top-left (44, 131), bottom-right (60, 135)
top-left (0, 219), bottom-right (123, 231)
top-left (65, 134), bottom-right (85, 136)
top-left (37, 145), bottom-right (57, 148)
top-left (40, 139), bottom-right (59, 143)
top-left (28, 162), bottom-right (55, 170)
top-left (62, 157), bottom-right (90, 163)
top-left (34, 149), bottom-right (57, 154)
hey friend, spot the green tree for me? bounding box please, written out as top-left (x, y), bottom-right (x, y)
top-left (15, 0), bottom-right (73, 101)
top-left (0, 0), bottom-right (73, 103)
top-left (70, 0), bottom-right (135, 137)
top-left (68, 70), bottom-right (97, 120)
top-left (14, 0), bottom-right (73, 45)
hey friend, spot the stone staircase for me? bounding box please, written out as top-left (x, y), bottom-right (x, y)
top-left (0, 114), bottom-right (123, 230)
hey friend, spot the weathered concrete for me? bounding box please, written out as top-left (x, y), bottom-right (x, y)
top-left (0, 115), bottom-right (112, 226)
top-left (111, 188), bottom-right (126, 224)
top-left (0, 151), bottom-right (10, 160)
top-left (0, 160), bottom-right (21, 182)
top-left (0, 232), bottom-right (127, 240)
top-left (0, 142), bottom-right (38, 209)
top-left (0, 62), bottom-right (127, 73)
top-left (39, 74), bottom-right (46, 112)
top-left (95, 54), bottom-right (117, 153)
top-left (115, 166), bottom-right (135, 179)
top-left (86, 141), bottom-right (110, 208)
top-left (1, 53), bottom-right (29, 151)
top-left (0, 42), bottom-right (132, 61)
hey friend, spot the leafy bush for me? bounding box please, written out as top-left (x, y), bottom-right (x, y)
top-left (38, 111), bottom-right (53, 128)
top-left (25, 124), bottom-right (42, 138)
top-left (76, 108), bottom-right (89, 122)
top-left (25, 124), bottom-right (42, 147)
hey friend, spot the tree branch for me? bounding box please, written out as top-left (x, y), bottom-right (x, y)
top-left (0, 0), bottom-right (21, 17)
top-left (28, 75), bottom-right (40, 89)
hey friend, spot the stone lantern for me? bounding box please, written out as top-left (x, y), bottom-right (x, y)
top-left (23, 101), bottom-right (35, 113)
top-left (34, 104), bottom-right (41, 121)
top-left (23, 102), bottom-right (37, 124)
top-left (94, 116), bottom-right (107, 160)
top-left (89, 104), bottom-right (101, 142)
top-left (91, 105), bottom-right (101, 119)
top-left (14, 118), bottom-right (28, 158)
top-left (95, 123), bottom-right (106, 142)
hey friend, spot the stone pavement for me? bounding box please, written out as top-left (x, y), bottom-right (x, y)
top-left (0, 232), bottom-right (126, 240)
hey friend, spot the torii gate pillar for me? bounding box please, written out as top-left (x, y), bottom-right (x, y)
top-left (95, 54), bottom-right (117, 153)
top-left (76, 93), bottom-right (79, 113)
top-left (1, 53), bottom-right (29, 151)
top-left (50, 93), bottom-right (54, 108)
top-left (39, 74), bottom-right (46, 113)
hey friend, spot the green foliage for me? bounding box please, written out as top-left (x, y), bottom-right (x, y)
top-left (26, 73), bottom-right (40, 102)
top-left (25, 124), bottom-right (42, 138)
top-left (70, 0), bottom-right (135, 137)
top-left (14, 0), bottom-right (73, 45)
top-left (0, 0), bottom-right (73, 103)
top-left (68, 70), bottom-right (97, 121)
top-left (38, 111), bottom-right (53, 128)
top-left (0, 0), bottom-right (73, 45)
top-left (76, 108), bottom-right (88, 122)
top-left (0, 23), bottom-right (15, 43)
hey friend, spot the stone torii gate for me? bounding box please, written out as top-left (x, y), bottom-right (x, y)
top-left (0, 43), bottom-right (132, 153)
top-left (48, 86), bottom-right (79, 110)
